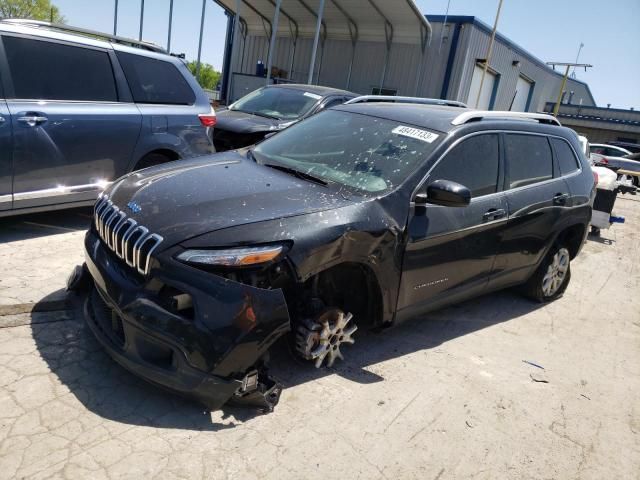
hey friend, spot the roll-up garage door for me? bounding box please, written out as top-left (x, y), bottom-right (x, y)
top-left (511, 76), bottom-right (533, 111)
top-left (468, 64), bottom-right (497, 110)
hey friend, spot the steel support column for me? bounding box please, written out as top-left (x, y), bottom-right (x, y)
top-left (414, 23), bottom-right (429, 96)
top-left (288, 20), bottom-right (299, 80)
top-left (196, 0), bottom-right (207, 80)
top-left (167, 0), bottom-right (174, 52)
top-left (307, 0), bottom-right (326, 84)
top-left (227, 0), bottom-right (242, 103)
top-left (265, 0), bottom-right (299, 80)
top-left (329, 0), bottom-right (358, 90)
top-left (265, 0), bottom-right (282, 85)
top-left (138, 0), bottom-right (144, 40)
top-left (379, 22), bottom-right (392, 92)
top-left (316, 38), bottom-right (326, 84)
top-left (366, 0), bottom-right (393, 93)
top-left (239, 18), bottom-right (248, 72)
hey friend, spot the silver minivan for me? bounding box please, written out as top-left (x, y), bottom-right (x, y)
top-left (0, 20), bottom-right (215, 217)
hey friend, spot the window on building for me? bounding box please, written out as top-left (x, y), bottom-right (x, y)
top-left (116, 52), bottom-right (195, 105)
top-left (551, 138), bottom-right (580, 176)
top-left (4, 36), bottom-right (117, 101)
top-left (505, 134), bottom-right (553, 188)
top-left (429, 134), bottom-right (500, 197)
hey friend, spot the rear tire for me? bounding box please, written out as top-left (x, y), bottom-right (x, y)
top-left (521, 244), bottom-right (571, 303)
top-left (134, 152), bottom-right (173, 171)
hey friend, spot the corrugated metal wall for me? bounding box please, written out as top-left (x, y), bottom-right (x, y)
top-left (230, 34), bottom-right (432, 95)
top-left (228, 19), bottom-right (596, 111)
top-left (443, 22), bottom-right (594, 111)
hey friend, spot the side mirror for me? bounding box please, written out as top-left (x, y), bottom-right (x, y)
top-left (425, 179), bottom-right (471, 207)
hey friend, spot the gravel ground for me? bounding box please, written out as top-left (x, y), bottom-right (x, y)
top-left (0, 196), bottom-right (638, 480)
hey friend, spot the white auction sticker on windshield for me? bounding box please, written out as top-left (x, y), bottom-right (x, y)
top-left (304, 92), bottom-right (322, 100)
top-left (392, 125), bottom-right (439, 143)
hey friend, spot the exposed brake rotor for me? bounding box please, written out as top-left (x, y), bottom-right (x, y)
top-left (295, 308), bottom-right (357, 368)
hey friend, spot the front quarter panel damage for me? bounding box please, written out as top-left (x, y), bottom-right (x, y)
top-left (181, 194), bottom-right (408, 326)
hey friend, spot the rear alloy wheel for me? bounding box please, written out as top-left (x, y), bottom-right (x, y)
top-left (295, 308), bottom-right (357, 368)
top-left (522, 245), bottom-right (572, 302)
top-left (541, 248), bottom-right (570, 297)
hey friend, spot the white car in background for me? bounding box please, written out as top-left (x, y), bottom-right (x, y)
top-left (590, 143), bottom-right (639, 187)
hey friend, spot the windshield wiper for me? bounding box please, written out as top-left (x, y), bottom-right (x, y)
top-left (264, 163), bottom-right (328, 186)
top-left (231, 108), bottom-right (280, 120)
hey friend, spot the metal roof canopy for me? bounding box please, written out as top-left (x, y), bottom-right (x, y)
top-left (216, 0), bottom-right (430, 43)
top-left (216, 0), bottom-right (432, 99)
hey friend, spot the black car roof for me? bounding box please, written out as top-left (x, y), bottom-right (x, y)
top-left (333, 102), bottom-right (575, 139)
top-left (268, 83), bottom-right (356, 97)
top-left (334, 103), bottom-right (470, 133)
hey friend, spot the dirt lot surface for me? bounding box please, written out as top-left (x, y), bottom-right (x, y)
top-left (0, 197), bottom-right (638, 480)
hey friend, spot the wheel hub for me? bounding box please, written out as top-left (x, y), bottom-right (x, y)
top-left (542, 248), bottom-right (570, 297)
top-left (295, 308), bottom-right (357, 368)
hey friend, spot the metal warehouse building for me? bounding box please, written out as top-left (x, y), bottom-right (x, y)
top-left (217, 1), bottom-right (595, 112)
top-left (421, 15), bottom-right (595, 112)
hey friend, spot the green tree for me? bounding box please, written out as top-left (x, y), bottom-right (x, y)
top-left (187, 60), bottom-right (221, 91)
top-left (0, 0), bottom-right (65, 22)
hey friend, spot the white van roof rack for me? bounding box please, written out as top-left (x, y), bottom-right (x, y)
top-left (345, 96), bottom-right (468, 108)
top-left (451, 111), bottom-right (562, 126)
top-left (0, 19), bottom-right (166, 53)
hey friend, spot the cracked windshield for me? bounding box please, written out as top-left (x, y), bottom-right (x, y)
top-left (253, 110), bottom-right (442, 193)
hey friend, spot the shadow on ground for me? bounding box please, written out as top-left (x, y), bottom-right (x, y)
top-left (0, 207), bottom-right (92, 243)
top-left (33, 287), bottom-right (544, 431)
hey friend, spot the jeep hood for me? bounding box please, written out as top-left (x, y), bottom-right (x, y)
top-left (105, 152), bottom-right (355, 248)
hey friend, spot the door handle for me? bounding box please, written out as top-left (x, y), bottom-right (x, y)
top-left (553, 193), bottom-right (569, 205)
top-left (18, 115), bottom-right (48, 127)
top-left (483, 208), bottom-right (506, 221)
top-left (0, 116), bottom-right (5, 123)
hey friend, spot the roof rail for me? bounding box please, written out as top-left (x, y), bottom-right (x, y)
top-left (0, 19), bottom-right (166, 53)
top-left (451, 111), bottom-right (562, 126)
top-left (345, 95), bottom-right (468, 108)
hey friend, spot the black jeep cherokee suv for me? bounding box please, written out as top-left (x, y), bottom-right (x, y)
top-left (80, 102), bottom-right (595, 411)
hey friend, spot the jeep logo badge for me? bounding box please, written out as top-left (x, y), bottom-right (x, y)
top-left (127, 201), bottom-right (142, 214)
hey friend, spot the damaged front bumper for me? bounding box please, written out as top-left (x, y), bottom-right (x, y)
top-left (82, 230), bottom-right (290, 411)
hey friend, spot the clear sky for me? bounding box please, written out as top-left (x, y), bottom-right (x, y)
top-left (53, 0), bottom-right (640, 110)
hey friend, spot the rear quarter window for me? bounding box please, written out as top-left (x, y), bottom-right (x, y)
top-left (116, 52), bottom-right (195, 105)
top-left (551, 138), bottom-right (580, 176)
top-left (505, 134), bottom-right (553, 189)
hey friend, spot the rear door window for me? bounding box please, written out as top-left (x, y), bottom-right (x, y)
top-left (116, 51), bottom-right (195, 105)
top-left (505, 134), bottom-right (553, 189)
top-left (551, 138), bottom-right (580, 176)
top-left (429, 133), bottom-right (500, 198)
top-left (3, 35), bottom-right (117, 101)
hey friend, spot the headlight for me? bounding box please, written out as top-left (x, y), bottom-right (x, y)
top-left (176, 245), bottom-right (283, 267)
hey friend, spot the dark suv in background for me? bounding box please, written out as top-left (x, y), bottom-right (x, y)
top-left (79, 103), bottom-right (595, 411)
top-left (0, 19), bottom-right (215, 217)
top-left (213, 84), bottom-right (356, 151)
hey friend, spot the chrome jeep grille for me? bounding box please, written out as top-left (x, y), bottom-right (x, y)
top-left (93, 194), bottom-right (163, 275)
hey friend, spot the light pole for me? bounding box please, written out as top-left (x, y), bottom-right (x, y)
top-left (571, 42), bottom-right (584, 78)
top-left (475, 0), bottom-right (504, 108)
top-left (547, 61), bottom-right (593, 116)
